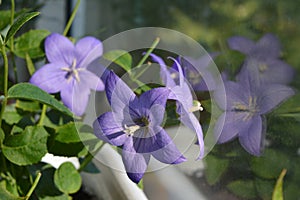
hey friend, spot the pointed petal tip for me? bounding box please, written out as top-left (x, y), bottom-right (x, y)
top-left (172, 155), bottom-right (187, 164)
top-left (127, 172), bottom-right (144, 184)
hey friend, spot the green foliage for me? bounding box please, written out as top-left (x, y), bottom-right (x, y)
top-left (2, 126), bottom-right (48, 165)
top-left (103, 50), bottom-right (132, 72)
top-left (204, 154), bottom-right (229, 185)
top-left (0, 10), bottom-right (12, 30)
top-left (4, 12), bottom-right (40, 43)
top-left (7, 83), bottom-right (73, 117)
top-left (54, 162), bottom-right (82, 194)
top-left (0, 181), bottom-right (24, 200)
top-left (227, 180), bottom-right (257, 199)
top-left (272, 169), bottom-right (287, 200)
top-left (14, 29), bottom-right (50, 59)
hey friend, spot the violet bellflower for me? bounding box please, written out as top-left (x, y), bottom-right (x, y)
top-left (228, 33), bottom-right (294, 84)
top-left (93, 71), bottom-right (186, 183)
top-left (30, 33), bottom-right (104, 116)
top-left (214, 60), bottom-right (294, 155)
top-left (149, 54), bottom-right (205, 159)
top-left (171, 54), bottom-right (218, 91)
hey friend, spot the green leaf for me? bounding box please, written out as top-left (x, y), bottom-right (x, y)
top-left (204, 154), bottom-right (229, 185)
top-left (54, 162), bottom-right (82, 194)
top-left (3, 111), bottom-right (22, 125)
top-left (255, 178), bottom-right (275, 200)
top-left (5, 12), bottom-right (40, 43)
top-left (227, 180), bottom-right (257, 199)
top-left (25, 53), bottom-right (35, 75)
top-left (0, 10), bottom-right (11, 30)
top-left (2, 126), bottom-right (48, 165)
top-left (55, 122), bottom-right (81, 143)
top-left (251, 149), bottom-right (290, 179)
top-left (14, 29), bottom-right (50, 59)
top-left (103, 50), bottom-right (132, 72)
top-left (16, 99), bottom-right (41, 112)
top-left (272, 169), bottom-right (287, 200)
top-left (273, 93), bottom-right (300, 115)
top-left (7, 83), bottom-right (73, 117)
top-left (0, 181), bottom-right (24, 200)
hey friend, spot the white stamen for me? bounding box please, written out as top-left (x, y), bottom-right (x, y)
top-left (124, 124), bottom-right (141, 136)
top-left (189, 100), bottom-right (204, 113)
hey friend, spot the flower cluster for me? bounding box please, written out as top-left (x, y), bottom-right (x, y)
top-left (214, 34), bottom-right (295, 155)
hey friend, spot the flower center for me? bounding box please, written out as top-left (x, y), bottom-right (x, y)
top-left (233, 96), bottom-right (259, 120)
top-left (61, 59), bottom-right (82, 82)
top-left (189, 100), bottom-right (204, 113)
top-left (124, 117), bottom-right (150, 137)
top-left (258, 63), bottom-right (268, 73)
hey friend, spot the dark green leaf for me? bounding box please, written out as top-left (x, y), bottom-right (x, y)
top-left (272, 93), bottom-right (300, 115)
top-left (14, 29), bottom-right (50, 59)
top-left (251, 149), bottom-right (290, 179)
top-left (7, 83), bottom-right (73, 117)
top-left (55, 122), bottom-right (81, 143)
top-left (255, 178), bottom-right (275, 200)
top-left (103, 50), bottom-right (132, 72)
top-left (5, 12), bottom-right (40, 43)
top-left (16, 99), bottom-right (41, 112)
top-left (54, 162), bottom-right (82, 194)
top-left (272, 169), bottom-right (287, 200)
top-left (227, 180), bottom-right (257, 199)
top-left (2, 126), bottom-right (48, 165)
top-left (204, 154), bottom-right (229, 185)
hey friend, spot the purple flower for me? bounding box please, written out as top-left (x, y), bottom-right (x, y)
top-left (30, 33), bottom-right (104, 116)
top-left (172, 55), bottom-right (218, 91)
top-left (228, 33), bottom-right (294, 84)
top-left (214, 62), bottom-right (294, 155)
top-left (149, 54), bottom-right (205, 159)
top-left (93, 71), bottom-right (186, 183)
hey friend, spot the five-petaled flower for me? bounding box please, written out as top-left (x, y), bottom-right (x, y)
top-left (228, 33), bottom-right (294, 84)
top-left (214, 60), bottom-right (294, 155)
top-left (93, 71), bottom-right (186, 183)
top-left (149, 54), bottom-right (205, 159)
top-left (30, 33), bottom-right (104, 116)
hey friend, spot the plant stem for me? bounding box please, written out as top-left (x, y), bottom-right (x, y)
top-left (135, 37), bottom-right (160, 69)
top-left (25, 172), bottom-right (41, 200)
top-left (10, 0), bottom-right (18, 82)
top-left (0, 37), bottom-right (9, 128)
top-left (38, 104), bottom-right (47, 125)
top-left (63, 0), bottom-right (81, 36)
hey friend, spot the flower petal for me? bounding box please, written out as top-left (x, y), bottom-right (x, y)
top-left (75, 36), bottom-right (103, 69)
top-left (133, 127), bottom-right (186, 164)
top-left (227, 36), bottom-right (255, 54)
top-left (60, 79), bottom-right (90, 116)
top-left (239, 115), bottom-right (263, 156)
top-left (45, 33), bottom-right (75, 65)
top-left (256, 33), bottom-right (281, 58)
top-left (149, 53), bottom-right (176, 87)
top-left (179, 111), bottom-right (204, 159)
top-left (258, 84), bottom-right (294, 114)
top-left (122, 137), bottom-right (150, 183)
top-left (93, 112), bottom-right (127, 146)
top-left (30, 63), bottom-right (67, 93)
top-left (214, 112), bottom-right (248, 143)
top-left (80, 70), bottom-right (104, 91)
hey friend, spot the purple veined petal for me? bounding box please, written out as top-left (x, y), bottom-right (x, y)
top-left (60, 79), bottom-right (90, 116)
top-left (214, 80), bottom-right (249, 111)
top-left (93, 112), bottom-right (127, 146)
top-left (45, 33), bottom-right (75, 65)
top-left (168, 57), bottom-right (184, 86)
top-left (257, 84), bottom-right (294, 114)
top-left (239, 115), bottom-right (263, 156)
top-left (29, 63), bottom-right (67, 93)
top-left (255, 33), bottom-right (281, 58)
top-left (133, 126), bottom-right (186, 164)
top-left (179, 110), bottom-right (204, 159)
top-left (148, 53), bottom-right (176, 87)
top-left (75, 36), bottom-right (103, 69)
top-left (105, 71), bottom-right (139, 123)
top-left (122, 137), bottom-right (150, 183)
top-left (227, 36), bottom-right (255, 54)
top-left (214, 112), bottom-right (249, 144)
top-left (137, 87), bottom-right (170, 118)
top-left (79, 70), bottom-right (105, 91)
top-left (169, 84), bottom-right (193, 112)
